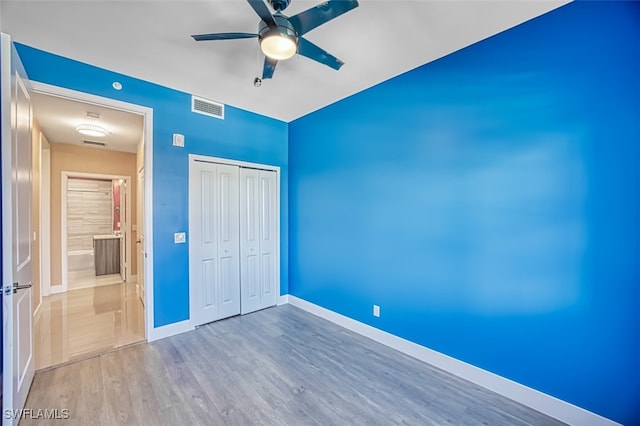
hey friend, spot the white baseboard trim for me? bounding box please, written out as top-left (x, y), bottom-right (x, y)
top-left (286, 295), bottom-right (619, 426)
top-left (146, 294), bottom-right (289, 343)
top-left (49, 284), bottom-right (63, 295)
top-left (277, 294), bottom-right (289, 305)
top-left (147, 319), bottom-right (194, 342)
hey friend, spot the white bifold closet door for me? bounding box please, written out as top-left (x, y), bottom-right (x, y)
top-left (239, 168), bottom-right (277, 314)
top-left (189, 161), bottom-right (240, 327)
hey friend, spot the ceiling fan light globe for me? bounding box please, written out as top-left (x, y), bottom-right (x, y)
top-left (261, 35), bottom-right (297, 60)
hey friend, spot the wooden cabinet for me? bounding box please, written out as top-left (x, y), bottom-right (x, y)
top-left (94, 235), bottom-right (120, 276)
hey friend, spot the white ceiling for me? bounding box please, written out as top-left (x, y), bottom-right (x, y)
top-left (31, 92), bottom-right (144, 153)
top-left (1, 0), bottom-right (569, 124)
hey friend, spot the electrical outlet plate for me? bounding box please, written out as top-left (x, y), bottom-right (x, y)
top-left (373, 304), bottom-right (380, 317)
top-left (174, 232), bottom-right (186, 244)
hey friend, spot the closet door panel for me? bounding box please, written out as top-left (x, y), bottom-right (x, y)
top-left (259, 170), bottom-right (278, 309)
top-left (217, 164), bottom-right (241, 319)
top-left (189, 161), bottom-right (240, 326)
top-left (189, 164), bottom-right (220, 326)
top-left (240, 168), bottom-right (261, 314)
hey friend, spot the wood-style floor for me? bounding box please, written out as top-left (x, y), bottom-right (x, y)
top-left (34, 281), bottom-right (145, 370)
top-left (24, 305), bottom-right (564, 425)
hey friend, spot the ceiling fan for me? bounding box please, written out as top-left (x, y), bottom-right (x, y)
top-left (192, 0), bottom-right (359, 84)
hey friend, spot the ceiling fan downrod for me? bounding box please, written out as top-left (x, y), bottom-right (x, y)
top-left (269, 0), bottom-right (291, 12)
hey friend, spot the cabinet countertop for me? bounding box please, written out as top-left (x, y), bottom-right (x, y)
top-left (93, 234), bottom-right (122, 240)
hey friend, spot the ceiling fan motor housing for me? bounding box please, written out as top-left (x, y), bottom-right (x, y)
top-left (258, 15), bottom-right (298, 47)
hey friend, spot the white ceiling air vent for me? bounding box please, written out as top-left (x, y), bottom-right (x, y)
top-left (83, 140), bottom-right (107, 148)
top-left (192, 95), bottom-right (224, 120)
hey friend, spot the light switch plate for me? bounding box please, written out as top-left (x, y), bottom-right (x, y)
top-left (174, 232), bottom-right (186, 244)
top-left (173, 133), bottom-right (185, 147)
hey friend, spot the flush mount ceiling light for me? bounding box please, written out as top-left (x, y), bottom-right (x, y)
top-left (76, 123), bottom-right (108, 137)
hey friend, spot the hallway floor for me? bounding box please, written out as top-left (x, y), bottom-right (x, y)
top-left (67, 271), bottom-right (124, 292)
top-left (34, 281), bottom-right (145, 370)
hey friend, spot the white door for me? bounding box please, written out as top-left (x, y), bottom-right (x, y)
top-left (136, 169), bottom-right (145, 304)
top-left (2, 33), bottom-right (35, 425)
top-left (189, 160), bottom-right (240, 326)
top-left (258, 170), bottom-right (278, 309)
top-left (119, 180), bottom-right (127, 281)
top-left (240, 168), bottom-right (277, 314)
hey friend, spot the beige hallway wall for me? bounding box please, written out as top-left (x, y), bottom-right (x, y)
top-left (134, 135), bottom-right (144, 258)
top-left (31, 119), bottom-right (43, 311)
top-left (50, 143), bottom-right (137, 286)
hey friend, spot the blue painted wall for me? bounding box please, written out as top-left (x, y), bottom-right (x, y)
top-left (14, 44), bottom-right (289, 327)
top-left (289, 2), bottom-right (639, 424)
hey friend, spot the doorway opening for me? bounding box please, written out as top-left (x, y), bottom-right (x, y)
top-left (61, 172), bottom-right (132, 292)
top-left (29, 82), bottom-right (153, 370)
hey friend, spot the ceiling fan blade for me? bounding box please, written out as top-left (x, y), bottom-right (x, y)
top-left (289, 0), bottom-right (359, 36)
top-left (192, 32), bottom-right (258, 41)
top-left (263, 56), bottom-right (278, 79)
top-left (247, 0), bottom-right (278, 29)
top-left (297, 37), bottom-right (344, 70)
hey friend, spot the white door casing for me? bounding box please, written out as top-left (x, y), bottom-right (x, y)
top-left (189, 159), bottom-right (240, 327)
top-left (240, 168), bottom-right (277, 314)
top-left (2, 33), bottom-right (35, 424)
top-left (119, 180), bottom-right (127, 282)
top-left (137, 167), bottom-right (145, 304)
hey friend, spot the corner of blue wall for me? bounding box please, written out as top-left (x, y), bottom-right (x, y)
top-left (288, 2), bottom-right (640, 424)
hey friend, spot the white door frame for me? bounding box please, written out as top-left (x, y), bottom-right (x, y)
top-left (39, 133), bottom-right (51, 299)
top-left (188, 154), bottom-right (281, 329)
top-left (60, 171), bottom-right (132, 292)
top-left (29, 81), bottom-right (154, 341)
top-left (136, 165), bottom-right (145, 303)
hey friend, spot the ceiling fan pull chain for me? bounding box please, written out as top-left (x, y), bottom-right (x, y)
top-left (255, 45), bottom-right (263, 87)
